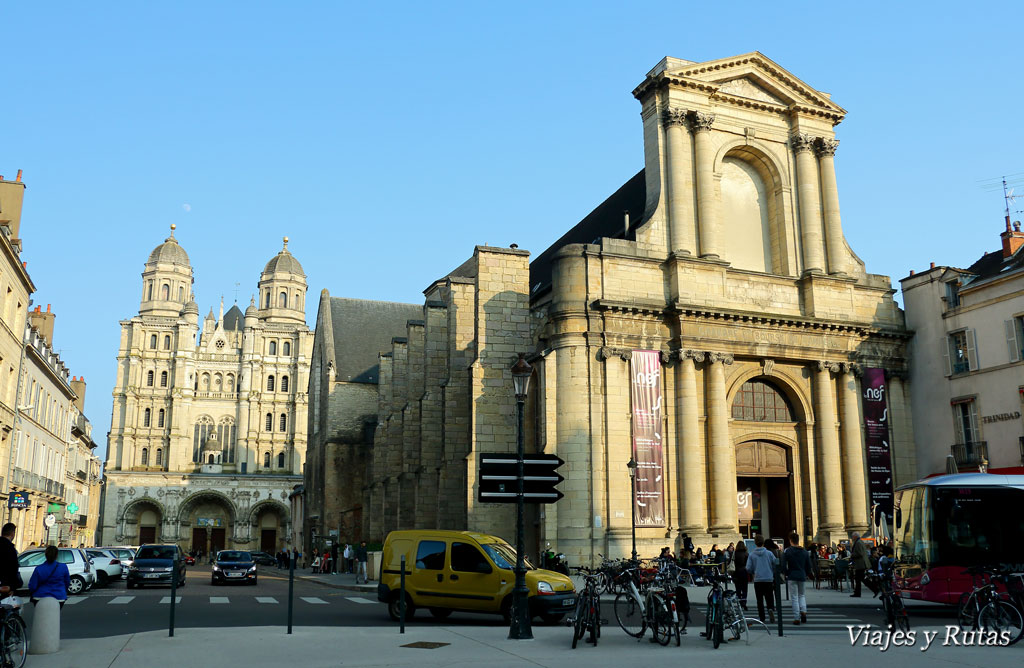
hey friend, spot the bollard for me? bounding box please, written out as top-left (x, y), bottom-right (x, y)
top-left (169, 560), bottom-right (178, 637)
top-left (287, 551), bottom-right (295, 634)
top-left (400, 555), bottom-right (406, 634)
top-left (29, 597), bottom-right (60, 654)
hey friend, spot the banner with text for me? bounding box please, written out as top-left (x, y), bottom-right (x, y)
top-left (630, 350), bottom-right (665, 526)
top-left (861, 368), bottom-right (893, 518)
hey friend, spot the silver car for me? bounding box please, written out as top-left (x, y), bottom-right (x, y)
top-left (17, 547), bottom-right (97, 595)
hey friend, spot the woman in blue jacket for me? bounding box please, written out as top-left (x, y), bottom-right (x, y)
top-left (29, 546), bottom-right (70, 608)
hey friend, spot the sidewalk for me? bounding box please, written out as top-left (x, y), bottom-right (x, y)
top-left (24, 622), bottom-right (1023, 668)
top-left (285, 567), bottom-right (377, 594)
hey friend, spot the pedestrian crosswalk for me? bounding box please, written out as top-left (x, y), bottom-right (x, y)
top-left (776, 607), bottom-right (867, 634)
top-left (63, 595), bottom-right (377, 608)
top-left (345, 597), bottom-right (376, 605)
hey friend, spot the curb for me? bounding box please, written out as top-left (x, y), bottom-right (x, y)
top-left (293, 573), bottom-right (378, 594)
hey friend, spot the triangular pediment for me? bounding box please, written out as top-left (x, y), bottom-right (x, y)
top-left (662, 52), bottom-right (846, 117)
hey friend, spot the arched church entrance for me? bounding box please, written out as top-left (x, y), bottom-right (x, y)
top-left (124, 499), bottom-right (163, 544)
top-left (251, 501), bottom-right (287, 553)
top-left (179, 492), bottom-right (235, 557)
top-left (731, 377), bottom-right (799, 540)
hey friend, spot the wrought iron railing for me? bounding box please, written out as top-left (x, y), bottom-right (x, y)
top-left (952, 441), bottom-right (988, 467)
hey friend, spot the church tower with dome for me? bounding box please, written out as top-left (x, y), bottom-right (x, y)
top-left (101, 227), bottom-right (313, 555)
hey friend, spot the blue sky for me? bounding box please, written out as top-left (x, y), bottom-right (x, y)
top-left (4, 2), bottom-right (1021, 458)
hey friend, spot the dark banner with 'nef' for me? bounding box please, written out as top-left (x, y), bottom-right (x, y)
top-left (630, 350), bottom-right (664, 526)
top-left (861, 368), bottom-right (893, 518)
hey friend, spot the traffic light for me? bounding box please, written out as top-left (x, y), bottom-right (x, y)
top-left (478, 453), bottom-right (564, 503)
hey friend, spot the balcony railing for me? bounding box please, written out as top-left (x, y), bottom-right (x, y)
top-left (76, 470), bottom-right (87, 481)
top-left (952, 441), bottom-right (988, 468)
top-left (951, 360), bottom-right (970, 375)
top-left (12, 467), bottom-right (65, 498)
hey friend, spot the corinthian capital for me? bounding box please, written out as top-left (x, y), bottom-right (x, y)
top-left (662, 107), bottom-right (688, 128)
top-left (682, 349), bottom-right (706, 363)
top-left (791, 133), bottom-right (816, 154)
top-left (817, 360), bottom-right (841, 374)
top-left (689, 111), bottom-right (715, 133)
top-left (815, 138), bottom-right (840, 157)
top-left (597, 346), bottom-right (632, 362)
top-left (840, 361), bottom-right (860, 376)
top-left (708, 352), bottom-right (734, 365)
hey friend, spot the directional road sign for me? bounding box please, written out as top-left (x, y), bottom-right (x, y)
top-left (478, 453), bottom-right (564, 504)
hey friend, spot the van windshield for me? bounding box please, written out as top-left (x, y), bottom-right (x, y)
top-left (482, 543), bottom-right (534, 570)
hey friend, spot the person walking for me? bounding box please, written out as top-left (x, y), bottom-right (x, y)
top-left (355, 541), bottom-right (369, 584)
top-left (0, 523), bottom-right (21, 593)
top-left (731, 541), bottom-right (749, 610)
top-left (781, 533), bottom-right (812, 625)
top-left (28, 545), bottom-right (70, 609)
top-left (331, 543), bottom-right (340, 574)
top-left (343, 543), bottom-right (353, 574)
top-left (746, 535), bottom-right (778, 623)
top-left (681, 533), bottom-right (695, 554)
top-left (850, 532), bottom-right (870, 597)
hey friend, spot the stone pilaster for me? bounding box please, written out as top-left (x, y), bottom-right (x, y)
top-left (691, 112), bottom-right (719, 259)
top-left (599, 347), bottom-right (632, 554)
top-left (706, 352), bottom-right (736, 534)
top-left (674, 349), bottom-right (707, 534)
top-left (793, 133), bottom-right (825, 274)
top-left (839, 363), bottom-right (868, 532)
top-left (814, 361), bottom-right (844, 535)
top-left (663, 108), bottom-right (696, 256)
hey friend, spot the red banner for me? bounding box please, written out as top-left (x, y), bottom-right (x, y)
top-left (630, 350), bottom-right (664, 526)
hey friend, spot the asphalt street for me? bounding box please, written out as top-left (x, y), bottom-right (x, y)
top-left (18, 566), bottom-right (963, 641)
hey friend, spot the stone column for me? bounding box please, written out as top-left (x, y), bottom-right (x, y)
top-left (839, 364), bottom-right (868, 531)
top-left (816, 138), bottom-right (847, 276)
top-left (792, 133), bottom-right (825, 274)
top-left (691, 112), bottom-right (719, 259)
top-left (663, 108), bottom-right (696, 256)
top-left (814, 361), bottom-right (844, 533)
top-left (675, 350), bottom-right (706, 533)
top-left (887, 373), bottom-right (917, 487)
top-left (706, 352), bottom-right (736, 534)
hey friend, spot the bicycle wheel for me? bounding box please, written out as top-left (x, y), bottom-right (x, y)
top-left (957, 592), bottom-right (979, 631)
top-left (572, 595), bottom-right (586, 648)
top-left (979, 600), bottom-right (1023, 643)
top-left (712, 598), bottom-right (724, 649)
top-left (594, 595), bottom-right (602, 639)
top-left (3, 615), bottom-right (27, 668)
top-left (614, 592), bottom-right (645, 638)
top-left (651, 594), bottom-right (672, 646)
top-left (891, 595), bottom-right (910, 633)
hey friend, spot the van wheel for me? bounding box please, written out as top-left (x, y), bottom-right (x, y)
top-left (388, 593), bottom-right (415, 622)
top-left (429, 608), bottom-right (452, 620)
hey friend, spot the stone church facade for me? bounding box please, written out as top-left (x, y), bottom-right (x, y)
top-left (333, 53), bottom-right (915, 562)
top-left (101, 227), bottom-right (312, 554)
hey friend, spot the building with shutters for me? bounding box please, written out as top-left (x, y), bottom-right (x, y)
top-left (901, 217), bottom-right (1024, 477)
top-left (101, 227), bottom-right (312, 555)
top-left (324, 53), bottom-right (916, 562)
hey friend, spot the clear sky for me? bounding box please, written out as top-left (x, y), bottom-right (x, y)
top-left (4, 2), bottom-right (1021, 459)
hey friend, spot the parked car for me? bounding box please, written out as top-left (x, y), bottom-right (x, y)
top-left (101, 547), bottom-right (137, 578)
top-left (378, 530), bottom-right (575, 623)
top-left (184, 554), bottom-right (196, 565)
top-left (85, 548), bottom-right (123, 586)
top-left (17, 547), bottom-right (96, 595)
top-left (249, 551), bottom-right (276, 567)
top-left (211, 550), bottom-right (257, 585)
top-left (126, 544), bottom-right (186, 589)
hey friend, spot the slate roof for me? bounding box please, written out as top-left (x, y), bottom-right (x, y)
top-left (529, 170), bottom-right (646, 296)
top-left (327, 297), bottom-right (423, 383)
top-left (962, 244), bottom-right (1024, 288)
top-left (222, 304), bottom-right (244, 331)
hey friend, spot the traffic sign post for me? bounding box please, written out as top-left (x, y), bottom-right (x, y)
top-left (477, 453), bottom-right (564, 504)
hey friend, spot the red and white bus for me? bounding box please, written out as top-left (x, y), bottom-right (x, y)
top-left (893, 473), bottom-right (1024, 604)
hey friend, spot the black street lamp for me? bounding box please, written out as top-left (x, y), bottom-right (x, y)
top-left (508, 353), bottom-right (533, 640)
top-left (627, 457), bottom-right (638, 561)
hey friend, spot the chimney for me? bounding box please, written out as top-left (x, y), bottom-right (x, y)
top-left (1002, 219), bottom-right (1024, 258)
top-left (27, 303), bottom-right (55, 345)
top-left (70, 376), bottom-right (86, 413)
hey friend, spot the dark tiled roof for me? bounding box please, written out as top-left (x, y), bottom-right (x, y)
top-left (529, 170), bottom-right (646, 295)
top-left (962, 243), bottom-right (1024, 288)
top-left (223, 305), bottom-right (244, 331)
top-left (328, 298), bottom-right (422, 384)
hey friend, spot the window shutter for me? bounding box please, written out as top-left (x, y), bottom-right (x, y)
top-left (1007, 320), bottom-right (1021, 363)
top-left (968, 400), bottom-right (980, 443)
top-left (943, 337), bottom-right (952, 376)
top-left (965, 329), bottom-right (978, 371)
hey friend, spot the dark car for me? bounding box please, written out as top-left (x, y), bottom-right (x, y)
top-left (211, 550), bottom-right (257, 585)
top-left (127, 544), bottom-right (186, 589)
top-left (249, 551), bottom-right (277, 567)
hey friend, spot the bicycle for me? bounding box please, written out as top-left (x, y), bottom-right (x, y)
top-left (875, 570), bottom-right (909, 633)
top-left (613, 564), bottom-right (675, 645)
top-left (978, 569), bottom-right (1024, 646)
top-left (569, 567), bottom-right (602, 648)
top-left (957, 566), bottom-right (1002, 631)
top-left (0, 591), bottom-right (27, 668)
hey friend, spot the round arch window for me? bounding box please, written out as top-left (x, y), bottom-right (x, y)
top-left (731, 379), bottom-right (794, 422)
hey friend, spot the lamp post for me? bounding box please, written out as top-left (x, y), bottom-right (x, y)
top-left (627, 457), bottom-right (637, 561)
top-left (508, 353), bottom-right (532, 640)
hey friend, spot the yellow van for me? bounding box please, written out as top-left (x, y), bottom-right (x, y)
top-left (377, 530), bottom-right (575, 622)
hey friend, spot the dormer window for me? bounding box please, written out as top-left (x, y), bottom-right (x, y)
top-left (945, 281), bottom-right (961, 308)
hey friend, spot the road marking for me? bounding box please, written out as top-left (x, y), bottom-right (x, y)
top-left (63, 597), bottom-right (86, 605)
top-left (256, 597), bottom-right (278, 604)
top-left (210, 596), bottom-right (230, 604)
top-left (108, 596), bottom-right (135, 605)
top-left (300, 597), bottom-right (328, 605)
top-left (159, 596), bottom-right (182, 604)
top-left (345, 597), bottom-right (376, 605)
